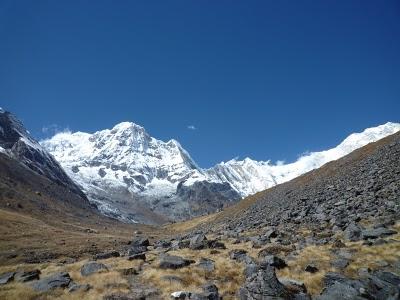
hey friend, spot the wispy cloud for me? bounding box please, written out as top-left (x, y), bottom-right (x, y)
top-left (187, 125), bottom-right (197, 130)
top-left (42, 124), bottom-right (70, 136)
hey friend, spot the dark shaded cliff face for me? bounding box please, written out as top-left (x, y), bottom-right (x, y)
top-left (0, 109), bottom-right (87, 200)
top-left (176, 180), bottom-right (241, 214)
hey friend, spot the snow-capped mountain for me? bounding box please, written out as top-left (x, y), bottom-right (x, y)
top-left (0, 108), bottom-right (86, 199)
top-left (206, 122), bottom-right (400, 196)
top-left (41, 121), bottom-right (400, 224)
top-left (40, 122), bottom-right (240, 223)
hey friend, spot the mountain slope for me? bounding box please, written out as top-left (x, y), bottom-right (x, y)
top-left (0, 108), bottom-right (86, 200)
top-left (197, 130), bottom-right (400, 234)
top-left (41, 121), bottom-right (400, 224)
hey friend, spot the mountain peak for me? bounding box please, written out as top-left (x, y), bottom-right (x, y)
top-left (111, 121), bottom-right (146, 133)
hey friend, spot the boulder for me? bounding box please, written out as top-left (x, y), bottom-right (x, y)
top-left (279, 278), bottom-right (307, 294)
top-left (305, 264), bottom-right (318, 273)
top-left (154, 239), bottom-right (171, 248)
top-left (264, 255), bottom-right (287, 269)
top-left (344, 223), bottom-right (363, 242)
top-left (31, 272), bottom-right (71, 292)
top-left (127, 246), bottom-right (148, 256)
top-left (207, 240), bottom-right (226, 249)
top-left (171, 291), bottom-right (192, 299)
top-left (0, 272), bottom-right (15, 285)
top-left (159, 255), bottom-right (194, 269)
top-left (131, 237), bottom-right (150, 247)
top-left (362, 227), bottom-right (397, 240)
top-left (316, 281), bottom-right (363, 300)
top-left (80, 261), bottom-right (108, 276)
top-left (193, 283), bottom-right (220, 300)
top-left (239, 263), bottom-right (291, 299)
top-left (229, 249), bottom-right (248, 261)
top-left (171, 239), bottom-right (190, 249)
top-left (197, 258), bottom-right (215, 272)
top-left (331, 258), bottom-right (350, 270)
top-left (15, 269), bottom-right (40, 282)
top-left (68, 282), bottom-right (92, 293)
top-left (128, 253), bottom-right (146, 261)
top-left (264, 229), bottom-right (278, 239)
top-left (189, 234), bottom-right (208, 250)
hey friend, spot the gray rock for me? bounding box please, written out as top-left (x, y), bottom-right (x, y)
top-left (80, 261), bottom-right (108, 276)
top-left (31, 272), bottom-right (71, 292)
top-left (131, 237), bottom-right (150, 247)
top-left (264, 255), bottom-right (287, 269)
top-left (159, 255), bottom-right (194, 269)
top-left (189, 234), bottom-right (208, 250)
top-left (68, 282), bottom-right (92, 293)
top-left (15, 269), bottom-right (40, 282)
top-left (127, 246), bottom-right (148, 256)
top-left (94, 251), bottom-right (120, 260)
top-left (154, 239), bottom-right (171, 248)
top-left (207, 240), bottom-right (226, 249)
top-left (239, 263), bottom-right (291, 299)
top-left (190, 283), bottom-right (220, 300)
top-left (171, 291), bottom-right (192, 299)
top-left (305, 264), bottom-right (318, 273)
top-left (229, 249), bottom-right (248, 261)
top-left (264, 229), bottom-right (278, 239)
top-left (197, 258), bottom-right (215, 272)
top-left (331, 258), bottom-right (350, 270)
top-left (316, 281), bottom-right (363, 300)
top-left (279, 278), bottom-right (307, 293)
top-left (344, 223), bottom-right (363, 241)
top-left (0, 272), bottom-right (15, 285)
top-left (244, 264), bottom-right (259, 278)
top-left (362, 227), bottom-right (397, 240)
top-left (128, 253), bottom-right (146, 261)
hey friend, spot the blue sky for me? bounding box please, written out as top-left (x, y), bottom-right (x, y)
top-left (1, 1), bottom-right (399, 167)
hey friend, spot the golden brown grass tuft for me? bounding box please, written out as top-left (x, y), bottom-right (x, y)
top-left (276, 244), bottom-right (336, 295)
top-left (344, 223), bottom-right (400, 277)
top-left (0, 257), bottom-right (143, 300)
top-left (141, 247), bottom-right (244, 299)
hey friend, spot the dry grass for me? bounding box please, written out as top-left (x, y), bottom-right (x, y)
top-left (345, 222), bottom-right (400, 277)
top-left (0, 257), bottom-right (143, 300)
top-left (141, 247), bottom-right (244, 299)
top-left (165, 213), bottom-right (220, 233)
top-left (276, 223), bottom-right (400, 295)
top-left (276, 244), bottom-right (336, 295)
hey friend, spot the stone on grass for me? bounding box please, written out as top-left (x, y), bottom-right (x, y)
top-left (0, 272), bottom-right (15, 285)
top-left (159, 255), bottom-right (194, 269)
top-left (80, 261), bottom-right (108, 276)
top-left (31, 272), bottom-right (71, 292)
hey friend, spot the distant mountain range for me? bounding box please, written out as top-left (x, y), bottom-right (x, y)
top-left (37, 115), bottom-right (399, 224)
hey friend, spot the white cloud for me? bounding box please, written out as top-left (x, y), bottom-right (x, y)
top-left (42, 124), bottom-right (70, 136)
top-left (187, 125), bottom-right (196, 130)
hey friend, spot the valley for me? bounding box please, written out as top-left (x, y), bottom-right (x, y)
top-left (0, 109), bottom-right (399, 299)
